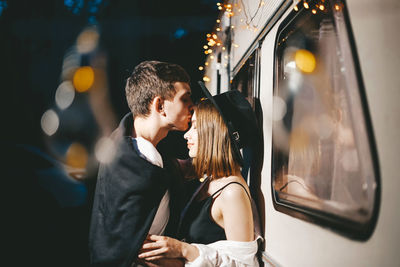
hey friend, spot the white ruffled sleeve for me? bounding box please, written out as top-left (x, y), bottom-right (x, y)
top-left (185, 236), bottom-right (262, 267)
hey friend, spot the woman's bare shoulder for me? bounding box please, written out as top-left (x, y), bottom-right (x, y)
top-left (217, 175), bottom-right (250, 201)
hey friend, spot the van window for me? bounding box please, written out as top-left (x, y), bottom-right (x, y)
top-left (272, 1), bottom-right (379, 239)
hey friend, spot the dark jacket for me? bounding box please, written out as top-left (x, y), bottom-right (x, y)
top-left (89, 113), bottom-right (185, 267)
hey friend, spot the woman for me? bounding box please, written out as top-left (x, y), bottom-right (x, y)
top-left (138, 84), bottom-right (261, 266)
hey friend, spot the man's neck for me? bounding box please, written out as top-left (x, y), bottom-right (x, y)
top-left (133, 116), bottom-right (168, 147)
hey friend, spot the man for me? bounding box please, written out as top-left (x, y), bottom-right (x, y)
top-left (89, 61), bottom-right (193, 267)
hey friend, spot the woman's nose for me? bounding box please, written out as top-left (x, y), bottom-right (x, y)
top-left (184, 131), bottom-right (189, 140)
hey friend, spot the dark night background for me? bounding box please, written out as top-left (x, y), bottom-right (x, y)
top-left (1, 0), bottom-right (219, 266)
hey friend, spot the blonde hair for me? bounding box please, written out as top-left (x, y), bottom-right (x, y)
top-left (193, 100), bottom-right (241, 179)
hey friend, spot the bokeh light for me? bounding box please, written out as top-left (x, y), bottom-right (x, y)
top-left (66, 142), bottom-right (88, 168)
top-left (73, 66), bottom-right (95, 92)
top-left (55, 81), bottom-right (75, 109)
top-left (61, 47), bottom-right (80, 81)
top-left (314, 113), bottom-right (334, 139)
top-left (41, 109), bottom-right (60, 136)
top-left (95, 137), bottom-right (116, 164)
top-left (76, 26), bottom-right (100, 54)
top-left (289, 127), bottom-right (310, 151)
top-left (295, 49), bottom-right (316, 73)
top-left (341, 149), bottom-right (359, 172)
top-left (272, 96), bottom-right (287, 121)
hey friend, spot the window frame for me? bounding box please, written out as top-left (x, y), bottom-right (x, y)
top-left (271, 0), bottom-right (380, 240)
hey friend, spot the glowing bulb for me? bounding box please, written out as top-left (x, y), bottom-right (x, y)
top-left (73, 66), bottom-right (94, 92)
top-left (198, 66), bottom-right (204, 71)
top-left (203, 76), bottom-right (210, 82)
top-left (312, 9), bottom-right (317, 14)
top-left (216, 27), bottom-right (221, 31)
top-left (76, 27), bottom-right (99, 54)
top-left (295, 49), bottom-right (316, 73)
top-left (304, 2), bottom-right (309, 9)
top-left (41, 109), bottom-right (59, 136)
top-left (207, 49), bottom-right (212, 54)
top-left (206, 33), bottom-right (211, 38)
top-left (66, 143), bottom-right (88, 168)
top-left (319, 4), bottom-right (325, 10)
top-left (203, 45), bottom-right (208, 49)
top-left (216, 19), bottom-right (221, 23)
top-left (205, 62), bottom-right (209, 66)
top-left (294, 5), bottom-right (299, 11)
top-left (212, 34), bottom-right (217, 39)
top-left (55, 81), bottom-right (75, 110)
top-left (334, 4), bottom-right (340, 10)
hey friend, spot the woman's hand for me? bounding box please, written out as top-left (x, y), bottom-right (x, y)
top-left (138, 235), bottom-right (199, 262)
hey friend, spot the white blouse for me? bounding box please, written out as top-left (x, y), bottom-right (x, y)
top-left (186, 236), bottom-right (262, 267)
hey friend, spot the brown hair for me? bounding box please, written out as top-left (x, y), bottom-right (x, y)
top-left (125, 60), bottom-right (190, 117)
top-left (193, 99), bottom-right (241, 179)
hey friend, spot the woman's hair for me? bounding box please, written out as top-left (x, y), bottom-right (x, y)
top-left (193, 99), bottom-right (241, 179)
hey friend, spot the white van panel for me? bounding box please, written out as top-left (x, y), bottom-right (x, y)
top-left (260, 0), bottom-right (400, 266)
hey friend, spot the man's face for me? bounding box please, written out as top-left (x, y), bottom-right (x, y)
top-left (163, 82), bottom-right (193, 131)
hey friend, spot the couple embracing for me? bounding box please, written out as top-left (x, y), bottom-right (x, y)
top-left (89, 61), bottom-right (262, 267)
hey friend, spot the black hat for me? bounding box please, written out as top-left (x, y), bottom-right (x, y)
top-left (197, 81), bottom-right (258, 163)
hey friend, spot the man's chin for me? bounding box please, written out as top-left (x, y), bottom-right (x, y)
top-left (171, 123), bottom-right (189, 132)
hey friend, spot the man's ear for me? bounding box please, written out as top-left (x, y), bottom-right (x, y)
top-left (153, 96), bottom-right (165, 116)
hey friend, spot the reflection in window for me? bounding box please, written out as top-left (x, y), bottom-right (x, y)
top-left (272, 1), bottom-right (378, 231)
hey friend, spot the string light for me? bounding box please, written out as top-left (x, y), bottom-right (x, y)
top-left (200, 0), bottom-right (339, 74)
top-left (203, 76), bottom-right (211, 82)
top-left (198, 66), bottom-right (204, 71)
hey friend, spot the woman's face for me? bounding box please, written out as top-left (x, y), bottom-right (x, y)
top-left (184, 111), bottom-right (198, 158)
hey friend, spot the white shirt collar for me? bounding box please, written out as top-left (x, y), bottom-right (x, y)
top-left (131, 137), bottom-right (163, 168)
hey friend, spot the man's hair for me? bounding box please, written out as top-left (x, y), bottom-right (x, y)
top-left (193, 99), bottom-right (241, 179)
top-left (125, 60), bottom-right (190, 117)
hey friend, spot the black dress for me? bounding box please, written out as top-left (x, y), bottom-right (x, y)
top-left (179, 179), bottom-right (251, 244)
